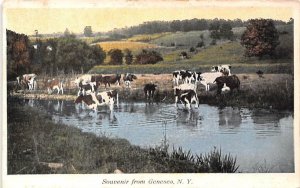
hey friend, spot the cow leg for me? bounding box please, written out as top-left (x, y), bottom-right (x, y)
top-left (184, 98), bottom-right (191, 109)
top-left (175, 96), bottom-right (178, 107)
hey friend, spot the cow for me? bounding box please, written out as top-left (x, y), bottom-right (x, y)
top-left (45, 79), bottom-right (64, 94)
top-left (214, 75), bottom-right (240, 95)
top-left (123, 73), bottom-right (137, 88)
top-left (74, 74), bottom-right (92, 86)
top-left (211, 65), bottom-right (232, 76)
top-left (96, 90), bottom-right (119, 111)
top-left (181, 70), bottom-right (194, 84)
top-left (199, 72), bottom-right (223, 91)
top-left (78, 81), bottom-right (99, 96)
top-left (172, 71), bottom-right (182, 85)
top-left (174, 84), bottom-right (198, 109)
top-left (144, 83), bottom-right (157, 103)
top-left (101, 74), bottom-right (122, 88)
top-left (192, 72), bottom-right (202, 84)
top-left (16, 73), bottom-right (37, 90)
top-left (174, 88), bottom-right (199, 109)
top-left (74, 93), bottom-right (99, 112)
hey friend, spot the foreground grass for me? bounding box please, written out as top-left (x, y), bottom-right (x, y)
top-left (7, 100), bottom-right (239, 174)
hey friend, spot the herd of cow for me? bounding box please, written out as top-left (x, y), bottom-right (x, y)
top-left (15, 64), bottom-right (240, 112)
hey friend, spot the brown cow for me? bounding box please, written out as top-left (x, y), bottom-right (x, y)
top-left (214, 75), bottom-right (240, 95)
top-left (101, 74), bottom-right (121, 88)
top-left (45, 79), bottom-right (64, 94)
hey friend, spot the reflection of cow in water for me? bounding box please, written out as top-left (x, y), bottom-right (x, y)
top-left (218, 107), bottom-right (242, 127)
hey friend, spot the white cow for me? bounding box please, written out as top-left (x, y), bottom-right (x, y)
top-left (199, 72), bottom-right (223, 91)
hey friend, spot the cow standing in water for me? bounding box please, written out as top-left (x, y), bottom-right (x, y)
top-left (144, 83), bottom-right (157, 103)
top-left (174, 84), bottom-right (199, 109)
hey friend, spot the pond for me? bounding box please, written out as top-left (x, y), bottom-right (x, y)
top-left (24, 99), bottom-right (294, 173)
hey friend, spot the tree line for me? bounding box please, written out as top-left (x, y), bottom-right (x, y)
top-left (102, 18), bottom-right (287, 38)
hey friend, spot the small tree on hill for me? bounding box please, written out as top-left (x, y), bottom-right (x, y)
top-left (108, 49), bottom-right (124, 65)
top-left (241, 19), bottom-right (279, 58)
top-left (124, 48), bottom-right (133, 65)
top-left (84, 26), bottom-right (93, 37)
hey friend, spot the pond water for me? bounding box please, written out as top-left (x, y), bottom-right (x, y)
top-left (24, 99), bottom-right (294, 173)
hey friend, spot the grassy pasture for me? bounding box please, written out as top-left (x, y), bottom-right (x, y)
top-left (126, 32), bottom-right (171, 42)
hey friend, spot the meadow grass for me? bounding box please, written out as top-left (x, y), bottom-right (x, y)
top-left (7, 99), bottom-right (239, 174)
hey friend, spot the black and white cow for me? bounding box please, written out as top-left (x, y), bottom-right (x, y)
top-left (144, 83), bottom-right (157, 103)
top-left (172, 70), bottom-right (182, 85)
top-left (77, 81), bottom-right (99, 96)
top-left (123, 73), bottom-right (137, 88)
top-left (214, 75), bottom-right (240, 95)
top-left (16, 73), bottom-right (37, 90)
top-left (174, 84), bottom-right (199, 109)
top-left (96, 90), bottom-right (119, 110)
top-left (74, 92), bottom-right (99, 112)
top-left (211, 65), bottom-right (232, 76)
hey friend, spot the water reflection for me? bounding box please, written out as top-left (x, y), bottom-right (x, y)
top-left (19, 99), bottom-right (294, 172)
top-left (218, 107), bottom-right (242, 128)
top-left (176, 109), bottom-right (202, 127)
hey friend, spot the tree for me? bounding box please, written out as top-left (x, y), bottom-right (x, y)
top-left (84, 26), bottom-right (93, 37)
top-left (108, 49), bottom-right (124, 65)
top-left (124, 49), bottom-right (133, 65)
top-left (220, 22), bottom-right (234, 40)
top-left (241, 19), bottom-right (279, 58)
top-left (134, 50), bottom-right (163, 65)
top-left (55, 37), bottom-right (106, 73)
top-left (6, 30), bottom-right (31, 80)
top-left (64, 28), bottom-right (71, 36)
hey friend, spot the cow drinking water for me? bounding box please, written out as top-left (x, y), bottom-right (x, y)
top-left (144, 83), bottom-right (157, 103)
top-left (45, 79), bottom-right (64, 94)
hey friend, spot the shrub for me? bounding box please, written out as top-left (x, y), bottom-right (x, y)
top-left (134, 49), bottom-right (163, 65)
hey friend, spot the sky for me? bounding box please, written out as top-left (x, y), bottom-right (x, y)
top-left (4, 5), bottom-right (293, 35)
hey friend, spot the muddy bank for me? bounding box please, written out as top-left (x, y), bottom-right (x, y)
top-left (9, 73), bottom-right (294, 110)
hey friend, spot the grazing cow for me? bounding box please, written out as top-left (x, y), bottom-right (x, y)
top-left (174, 88), bottom-right (199, 109)
top-left (78, 81), bottom-right (99, 96)
top-left (123, 73), bottom-right (137, 88)
top-left (144, 83), bottom-right (157, 102)
top-left (45, 79), bottom-right (64, 94)
top-left (16, 73), bottom-right (37, 90)
top-left (256, 70), bottom-right (264, 78)
top-left (214, 75), bottom-right (240, 95)
top-left (74, 93), bottom-right (99, 111)
top-left (199, 72), bottom-right (223, 91)
top-left (96, 90), bottom-right (119, 111)
top-left (211, 65), bottom-right (232, 76)
top-left (101, 74), bottom-right (122, 88)
top-left (181, 70), bottom-right (194, 84)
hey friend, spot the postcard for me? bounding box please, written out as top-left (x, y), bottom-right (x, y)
top-left (1, 0), bottom-right (300, 187)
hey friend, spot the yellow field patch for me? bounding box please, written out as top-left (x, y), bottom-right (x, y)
top-left (95, 41), bottom-right (158, 52)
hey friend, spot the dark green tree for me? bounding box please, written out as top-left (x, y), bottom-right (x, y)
top-left (84, 26), bottom-right (93, 37)
top-left (220, 22), bottom-right (234, 40)
top-left (108, 49), bottom-right (124, 65)
top-left (124, 48), bottom-right (133, 65)
top-left (241, 19), bottom-right (279, 58)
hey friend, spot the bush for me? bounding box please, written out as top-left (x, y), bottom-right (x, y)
top-left (134, 49), bottom-right (163, 65)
